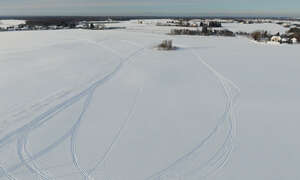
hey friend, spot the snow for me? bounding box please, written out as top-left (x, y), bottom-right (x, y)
top-left (221, 22), bottom-right (289, 34)
top-left (0, 20), bottom-right (299, 180)
top-left (0, 20), bottom-right (25, 28)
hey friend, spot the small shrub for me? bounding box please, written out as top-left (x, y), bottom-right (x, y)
top-left (218, 29), bottom-right (235, 37)
top-left (250, 31), bottom-right (270, 42)
top-left (157, 40), bottom-right (177, 50)
top-left (208, 21), bottom-right (222, 27)
top-left (287, 28), bottom-right (300, 41)
top-left (288, 27), bottom-right (300, 33)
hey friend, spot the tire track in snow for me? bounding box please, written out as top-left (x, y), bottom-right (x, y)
top-left (182, 74), bottom-right (239, 179)
top-left (68, 40), bottom-right (147, 180)
top-left (86, 86), bottom-right (144, 179)
top-left (182, 51), bottom-right (240, 178)
top-left (0, 37), bottom-right (239, 180)
top-left (0, 61), bottom-right (121, 149)
top-left (11, 78), bottom-right (144, 180)
top-left (3, 62), bottom-right (123, 177)
top-left (70, 90), bottom-right (95, 180)
top-left (23, 137), bottom-right (54, 180)
top-left (0, 89), bottom-right (72, 136)
top-left (0, 38), bottom-right (112, 149)
top-left (117, 39), bottom-right (240, 179)
top-left (106, 39), bottom-right (239, 180)
top-left (0, 40), bottom-right (145, 179)
top-left (0, 165), bottom-right (18, 180)
top-left (144, 49), bottom-right (240, 180)
top-left (17, 136), bottom-right (52, 180)
top-left (6, 162), bottom-right (113, 180)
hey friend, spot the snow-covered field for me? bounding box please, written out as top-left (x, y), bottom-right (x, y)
top-left (108, 19), bottom-right (291, 34)
top-left (0, 20), bottom-right (25, 28)
top-left (0, 20), bottom-right (299, 180)
top-left (221, 22), bottom-right (289, 34)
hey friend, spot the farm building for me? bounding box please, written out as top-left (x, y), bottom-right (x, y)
top-left (271, 36), bottom-right (281, 43)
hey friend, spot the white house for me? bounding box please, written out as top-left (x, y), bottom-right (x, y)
top-left (291, 38), bottom-right (298, 44)
top-left (271, 36), bottom-right (281, 43)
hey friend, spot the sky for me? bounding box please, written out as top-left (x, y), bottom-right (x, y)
top-left (0, 0), bottom-right (300, 17)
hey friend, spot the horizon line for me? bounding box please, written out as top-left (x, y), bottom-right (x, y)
top-left (0, 14), bottom-right (299, 18)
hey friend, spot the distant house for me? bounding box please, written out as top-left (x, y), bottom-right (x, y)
top-left (76, 24), bottom-right (85, 29)
top-left (20, 26), bottom-right (30, 31)
top-left (281, 38), bottom-right (288, 43)
top-left (89, 24), bottom-right (105, 30)
top-left (190, 23), bottom-right (198, 27)
top-left (48, 25), bottom-right (58, 30)
top-left (271, 36), bottom-right (281, 43)
top-left (291, 37), bottom-right (298, 44)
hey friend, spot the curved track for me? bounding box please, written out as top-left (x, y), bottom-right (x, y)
top-left (0, 39), bottom-right (240, 180)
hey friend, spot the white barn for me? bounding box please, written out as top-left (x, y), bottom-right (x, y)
top-left (271, 36), bottom-right (281, 43)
